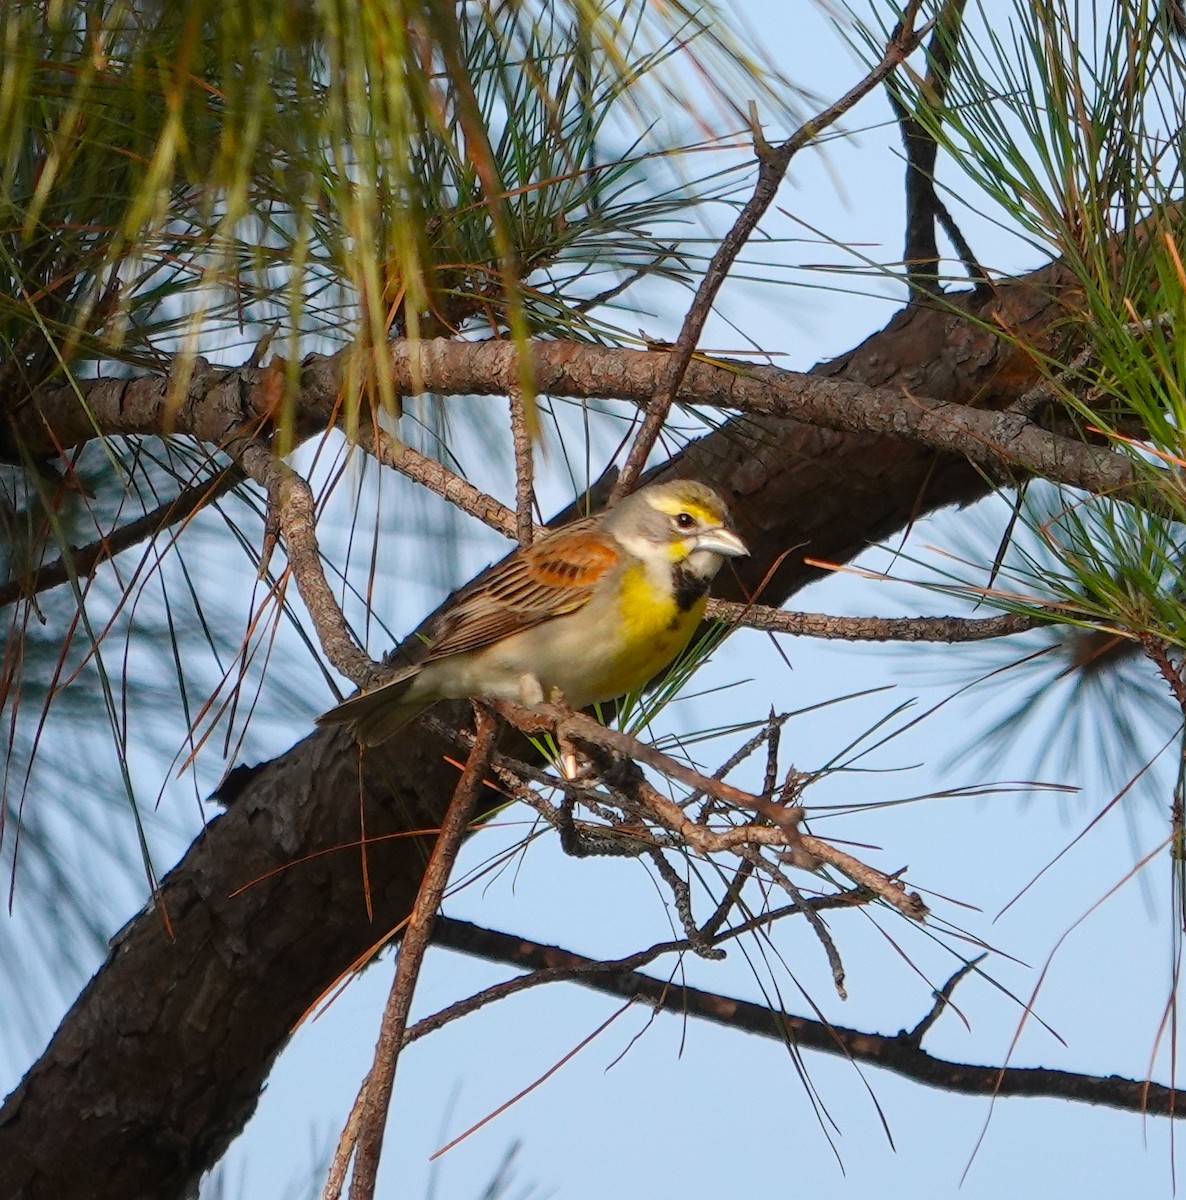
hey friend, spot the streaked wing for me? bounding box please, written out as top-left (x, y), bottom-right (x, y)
top-left (424, 518), bottom-right (620, 660)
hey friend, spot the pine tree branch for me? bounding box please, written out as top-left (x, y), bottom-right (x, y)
top-left (12, 336), bottom-right (1152, 506)
top-left (706, 601), bottom-right (1055, 641)
top-left (431, 918), bottom-right (1184, 1116)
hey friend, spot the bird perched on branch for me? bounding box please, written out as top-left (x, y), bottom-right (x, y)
top-left (317, 479), bottom-right (748, 745)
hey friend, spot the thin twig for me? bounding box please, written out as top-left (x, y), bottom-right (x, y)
top-left (408, 928), bottom-right (682, 1045)
top-left (507, 382), bottom-right (535, 546)
top-left (548, 704), bottom-right (805, 832)
top-left (796, 831), bottom-right (927, 920)
top-left (357, 425), bottom-right (517, 539)
top-left (707, 600), bottom-right (1055, 642)
top-left (906, 953), bottom-right (986, 1045)
top-left (692, 709), bottom-right (791, 817)
top-left (698, 858), bottom-right (757, 941)
top-left (331, 706), bottom-right (499, 1200)
top-left (437, 703), bottom-right (927, 922)
top-left (0, 464), bottom-right (242, 609)
top-left (540, 706), bottom-right (928, 920)
top-left (428, 919), bottom-right (1186, 1116)
top-left (610, 1), bottom-right (928, 500)
top-left (234, 439), bottom-right (380, 687)
top-left (322, 1077), bottom-right (370, 1200)
top-left (646, 847), bottom-right (725, 959)
top-left (417, 892), bottom-right (867, 1047)
top-left (740, 845), bottom-right (846, 999)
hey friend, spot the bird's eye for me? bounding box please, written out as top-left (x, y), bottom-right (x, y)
top-left (675, 512), bottom-right (695, 530)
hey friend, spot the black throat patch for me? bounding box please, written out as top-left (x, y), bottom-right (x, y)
top-left (673, 563), bottom-right (711, 612)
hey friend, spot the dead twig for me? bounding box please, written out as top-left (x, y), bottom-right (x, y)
top-left (906, 953), bottom-right (986, 1045)
top-left (707, 600), bottom-right (1056, 642)
top-left (645, 846), bottom-right (726, 960)
top-left (234, 439), bottom-right (381, 687)
top-left (740, 844), bottom-right (847, 999)
top-left (503, 702), bottom-right (929, 922)
top-left (329, 705), bottom-right (500, 1200)
top-left (357, 424), bottom-right (517, 539)
top-left (611, 1), bottom-right (929, 500)
top-left (507, 382), bottom-right (536, 547)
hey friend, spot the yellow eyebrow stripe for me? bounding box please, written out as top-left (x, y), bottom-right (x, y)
top-left (647, 495), bottom-right (720, 521)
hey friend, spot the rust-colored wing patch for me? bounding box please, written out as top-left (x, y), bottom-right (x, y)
top-left (424, 518), bottom-right (620, 661)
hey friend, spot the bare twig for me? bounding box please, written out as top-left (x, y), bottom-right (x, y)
top-left (610, 1), bottom-right (929, 500)
top-left (387, 339), bottom-right (1155, 502)
top-left (431, 919), bottom-right (1186, 1116)
top-left (407, 928), bottom-right (689, 1045)
top-left (798, 831), bottom-right (926, 919)
top-left (538, 702), bottom-right (804, 832)
top-left (502, 702), bottom-right (929, 922)
top-left (906, 953), bottom-right (986, 1045)
top-left (0, 464), bottom-right (242, 609)
top-left (434, 706), bottom-right (923, 926)
top-left (507, 382), bottom-right (536, 546)
top-left (413, 887), bottom-right (874, 1046)
top-left (322, 1080), bottom-right (370, 1200)
top-left (646, 847), bottom-right (726, 959)
top-left (740, 844), bottom-right (847, 998)
top-left (331, 706), bottom-right (500, 1200)
top-left (707, 600), bottom-right (1055, 642)
top-left (234, 440), bottom-right (381, 688)
top-left (692, 709), bottom-right (791, 817)
top-left (698, 858), bottom-right (758, 940)
top-left (357, 425), bottom-right (517, 539)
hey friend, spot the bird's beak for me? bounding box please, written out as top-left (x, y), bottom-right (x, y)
top-left (695, 527), bottom-right (748, 558)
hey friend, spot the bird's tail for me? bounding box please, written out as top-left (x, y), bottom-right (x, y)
top-left (315, 670), bottom-right (428, 746)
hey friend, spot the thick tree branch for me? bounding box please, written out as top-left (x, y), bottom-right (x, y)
top-left (14, 334), bottom-right (1148, 507)
top-left (0, 706), bottom-right (507, 1200)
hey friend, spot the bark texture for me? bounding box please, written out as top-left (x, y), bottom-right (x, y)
top-left (0, 269), bottom-right (1079, 1199)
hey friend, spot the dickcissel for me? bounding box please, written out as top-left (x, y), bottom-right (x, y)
top-left (317, 479), bottom-right (748, 745)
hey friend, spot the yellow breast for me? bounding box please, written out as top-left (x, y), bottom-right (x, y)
top-left (585, 562), bottom-right (707, 699)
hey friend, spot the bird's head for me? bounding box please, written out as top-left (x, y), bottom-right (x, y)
top-left (606, 480), bottom-right (748, 577)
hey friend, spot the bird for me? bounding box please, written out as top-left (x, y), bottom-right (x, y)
top-left (316, 479), bottom-right (748, 745)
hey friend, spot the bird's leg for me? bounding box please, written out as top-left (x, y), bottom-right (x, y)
top-left (543, 687), bottom-right (582, 780)
top-left (557, 732), bottom-right (579, 781)
top-left (516, 672), bottom-right (545, 707)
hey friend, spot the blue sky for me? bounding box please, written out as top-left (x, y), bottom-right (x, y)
top-left (4, 3), bottom-right (1185, 1198)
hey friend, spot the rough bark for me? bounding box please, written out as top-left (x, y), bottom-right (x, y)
top-left (0, 268), bottom-right (1080, 1199)
top-left (0, 712), bottom-right (493, 1199)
